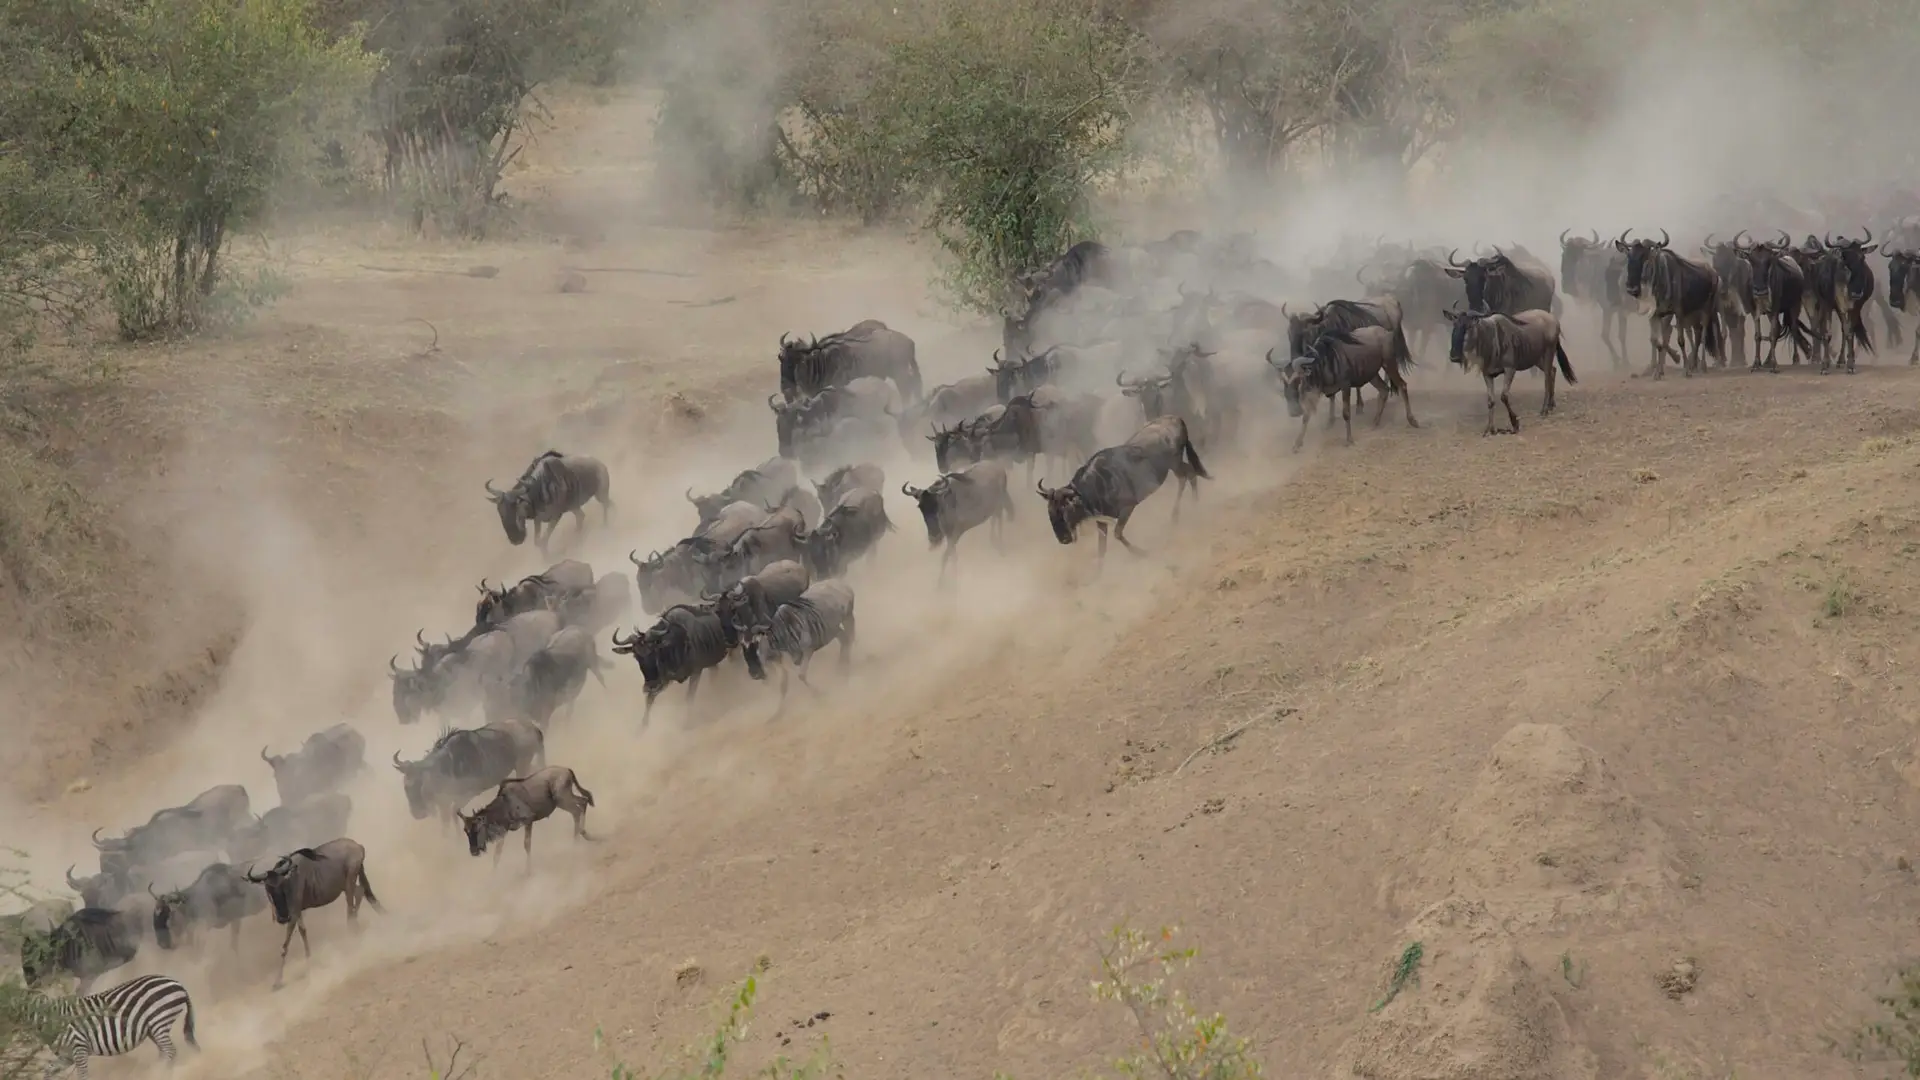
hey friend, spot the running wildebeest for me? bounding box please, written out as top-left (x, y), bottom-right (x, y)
top-left (227, 792), bottom-right (354, 865)
top-left (1268, 324), bottom-right (1419, 452)
top-left (259, 723), bottom-right (365, 808)
top-left (712, 505), bottom-right (808, 586)
top-left (686, 458), bottom-right (803, 532)
top-left (1558, 229), bottom-right (1631, 370)
top-left (20, 907), bottom-right (142, 993)
top-left (1278, 298), bottom-right (1406, 420)
top-left (777, 320), bottom-right (922, 403)
top-left (484, 451), bottom-right (613, 553)
top-left (65, 850), bottom-right (215, 915)
top-left (1004, 240), bottom-right (1125, 358)
top-left (391, 719), bottom-right (546, 827)
top-left (802, 486), bottom-right (894, 579)
top-left (456, 767), bottom-right (598, 870)
top-left (1740, 234), bottom-right (1815, 371)
top-left (1887, 248), bottom-right (1920, 365)
top-left (709, 559), bottom-right (811, 644)
top-left (1615, 229), bottom-right (1724, 378)
top-left (741, 581), bottom-right (858, 701)
top-left (961, 393), bottom-right (1052, 484)
top-left (1442, 308), bottom-right (1578, 435)
top-left (902, 459), bottom-right (1016, 584)
top-left (908, 374), bottom-right (1000, 442)
top-left (91, 785), bottom-right (251, 887)
top-left (610, 603), bottom-right (733, 728)
top-left (510, 625), bottom-right (609, 728)
top-left (630, 536), bottom-right (727, 616)
top-left (770, 377), bottom-right (901, 462)
top-left (1445, 247), bottom-right (1559, 316)
top-left (474, 559), bottom-right (595, 629)
top-left (1036, 415), bottom-right (1210, 561)
top-left (244, 838), bottom-right (383, 989)
top-left (814, 463), bottom-right (885, 513)
top-left (929, 410), bottom-right (994, 474)
top-left (150, 862), bottom-right (267, 953)
top-left (1370, 255), bottom-right (1468, 362)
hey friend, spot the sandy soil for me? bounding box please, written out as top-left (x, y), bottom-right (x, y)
top-left (14, 87), bottom-right (1920, 1080)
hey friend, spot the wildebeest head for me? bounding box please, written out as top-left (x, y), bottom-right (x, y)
top-left (609, 625), bottom-right (667, 693)
top-left (244, 851), bottom-right (312, 924)
top-left (684, 487), bottom-right (735, 530)
top-left (1034, 479), bottom-right (1089, 545)
top-left (768, 393), bottom-right (805, 458)
top-left (1889, 249), bottom-right (1918, 312)
top-left (927, 420), bottom-right (978, 474)
top-left (150, 885), bottom-right (186, 949)
top-left (387, 654), bottom-right (442, 725)
top-left (483, 479), bottom-right (532, 545)
top-left (900, 479), bottom-right (950, 548)
top-left (65, 864), bottom-right (119, 910)
top-left (1827, 228), bottom-right (1879, 299)
top-left (1441, 305), bottom-right (1494, 366)
top-left (776, 333), bottom-right (817, 401)
top-left (389, 751), bottom-right (436, 820)
top-left (455, 797), bottom-right (510, 857)
top-left (1116, 369), bottom-right (1176, 420)
top-left (1444, 247), bottom-right (1525, 311)
top-left (1613, 229), bottom-right (1671, 299)
top-left (1558, 228), bottom-right (1604, 290)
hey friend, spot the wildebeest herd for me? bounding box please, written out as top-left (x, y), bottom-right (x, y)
top-left (14, 207), bottom-right (1920, 1076)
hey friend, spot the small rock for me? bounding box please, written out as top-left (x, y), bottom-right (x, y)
top-left (1659, 957), bottom-right (1697, 1000)
top-left (674, 959), bottom-right (703, 988)
top-left (559, 270), bottom-right (588, 293)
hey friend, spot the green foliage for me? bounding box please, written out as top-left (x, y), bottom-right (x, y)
top-left (1841, 963), bottom-right (1920, 1075)
top-left (879, 0), bottom-right (1147, 313)
top-left (594, 973), bottom-right (839, 1080)
top-left (1370, 941), bottom-right (1424, 1012)
top-left (16, 0), bottom-right (375, 338)
top-left (1088, 925), bottom-right (1263, 1080)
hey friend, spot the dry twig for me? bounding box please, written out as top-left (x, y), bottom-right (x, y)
top-left (1173, 706), bottom-right (1296, 776)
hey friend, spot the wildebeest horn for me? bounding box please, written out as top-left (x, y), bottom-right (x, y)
top-left (767, 393), bottom-right (783, 412)
top-left (1775, 230), bottom-right (1792, 248)
top-left (989, 348), bottom-right (1003, 371)
top-left (415, 629), bottom-right (429, 651)
top-left (1558, 228), bottom-right (1571, 247)
top-left (260, 745), bottom-right (275, 766)
top-left (1264, 347), bottom-right (1284, 369)
top-left (1446, 248), bottom-right (1465, 268)
top-left (66, 865), bottom-right (80, 889)
top-left (684, 488), bottom-right (700, 506)
top-left (1861, 225), bottom-right (1874, 246)
top-left (1657, 228), bottom-right (1670, 248)
top-left (901, 482), bottom-right (921, 498)
top-left (1036, 480), bottom-right (1053, 496)
top-left (628, 549), bottom-right (642, 568)
top-left (1703, 233), bottom-right (1718, 250)
top-left (1617, 229), bottom-right (1632, 247)
top-left (392, 750), bottom-right (408, 771)
top-left (90, 827), bottom-right (109, 848)
top-left (148, 883), bottom-right (159, 900)
top-left (484, 479), bottom-right (502, 499)
top-left (1733, 229), bottom-right (1751, 249)
top-left (1279, 301), bottom-right (1290, 317)
top-left (388, 654), bottom-right (401, 675)
top-left (243, 867), bottom-right (264, 883)
top-left (1472, 241), bottom-right (1489, 257)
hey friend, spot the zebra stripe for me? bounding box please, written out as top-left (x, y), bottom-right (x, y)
top-left (26, 973), bottom-right (196, 1080)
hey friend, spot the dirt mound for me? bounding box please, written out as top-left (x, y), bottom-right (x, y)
top-left (1330, 897), bottom-right (1598, 1080)
top-left (1388, 723), bottom-right (1684, 931)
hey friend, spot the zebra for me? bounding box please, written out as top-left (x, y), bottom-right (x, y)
top-left (22, 973), bottom-right (197, 1079)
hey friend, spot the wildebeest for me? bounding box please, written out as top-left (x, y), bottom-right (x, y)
top-left (709, 559), bottom-right (811, 643)
top-left (150, 862), bottom-right (267, 953)
top-left (65, 850), bottom-right (216, 914)
top-left (1701, 233), bottom-right (1753, 369)
top-left (902, 459), bottom-right (1015, 584)
top-left (686, 458), bottom-right (803, 532)
top-left (243, 838), bottom-right (383, 989)
top-left (1445, 247), bottom-right (1559, 316)
top-left (1004, 241), bottom-right (1125, 357)
top-left (630, 535), bottom-right (728, 616)
top-left (1036, 416), bottom-right (1210, 561)
top-left (1269, 325), bottom-right (1419, 452)
top-left (989, 346), bottom-right (1080, 403)
top-left (929, 409), bottom-right (996, 474)
top-left (1740, 234), bottom-right (1815, 371)
top-left (21, 907), bottom-right (141, 993)
top-left (392, 719), bottom-right (546, 826)
top-left (777, 320), bottom-right (922, 403)
top-left (1379, 254), bottom-right (1472, 360)
top-left (439, 626), bottom-right (524, 723)
top-left (259, 723), bottom-right (365, 808)
top-left (1116, 348), bottom-right (1212, 443)
top-left (610, 603), bottom-right (732, 728)
top-left (1278, 298), bottom-right (1405, 421)
top-left (769, 377), bottom-right (901, 462)
top-left (741, 581), bottom-right (857, 700)
top-left (1558, 229), bottom-right (1631, 369)
top-left (1813, 229), bottom-right (1881, 374)
top-left (905, 375), bottom-right (999, 441)
top-left (802, 486), bottom-right (894, 579)
top-left (226, 792), bottom-right (354, 865)
top-left (814, 463), bottom-right (884, 512)
top-left (1887, 248), bottom-right (1920, 365)
top-left (456, 767), bottom-right (597, 870)
top-left (712, 504), bottom-right (808, 586)
top-left (1616, 229), bottom-right (1724, 378)
top-left (959, 393), bottom-right (1052, 484)
top-left (510, 625), bottom-right (609, 728)
top-left (91, 784), bottom-right (251, 888)
top-left (1442, 308), bottom-right (1577, 435)
top-left (474, 559), bottom-right (595, 629)
top-left (0, 898), bottom-right (72, 964)
top-left (484, 451), bottom-right (613, 553)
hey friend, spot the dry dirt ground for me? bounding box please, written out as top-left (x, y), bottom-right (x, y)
top-left (14, 90), bottom-right (1920, 1080)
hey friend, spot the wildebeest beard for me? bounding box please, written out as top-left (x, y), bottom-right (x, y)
top-left (495, 492), bottom-right (530, 544)
top-left (1044, 490), bottom-right (1089, 544)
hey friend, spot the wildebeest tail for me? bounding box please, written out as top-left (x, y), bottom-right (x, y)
top-left (1849, 306), bottom-right (1875, 355)
top-left (1178, 419), bottom-right (1211, 480)
top-left (357, 867), bottom-right (384, 913)
top-left (1390, 321), bottom-right (1416, 369)
top-left (1554, 340), bottom-right (1577, 384)
top-left (1703, 306), bottom-right (1724, 360)
top-left (570, 774), bottom-right (596, 807)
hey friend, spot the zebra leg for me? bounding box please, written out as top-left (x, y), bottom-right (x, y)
top-left (152, 1028), bottom-right (177, 1065)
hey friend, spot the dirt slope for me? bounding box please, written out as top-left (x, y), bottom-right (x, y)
top-left (16, 89), bottom-right (1920, 1080)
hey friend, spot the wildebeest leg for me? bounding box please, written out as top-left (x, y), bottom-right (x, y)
top-left (493, 837), bottom-right (506, 867)
top-left (1541, 355), bottom-right (1558, 416)
top-left (1370, 381), bottom-right (1391, 428)
top-left (1112, 510), bottom-right (1145, 554)
top-left (1292, 410), bottom-right (1310, 454)
top-left (523, 821), bottom-right (535, 872)
top-left (1341, 389), bottom-right (1354, 446)
top-left (838, 617), bottom-right (855, 674)
top-left (1480, 373), bottom-right (1501, 435)
top-left (231, 919), bottom-right (243, 953)
top-left (571, 507), bottom-right (588, 541)
top-left (796, 650), bottom-right (818, 689)
top-left (271, 919), bottom-right (299, 988)
top-left (641, 689), bottom-right (659, 729)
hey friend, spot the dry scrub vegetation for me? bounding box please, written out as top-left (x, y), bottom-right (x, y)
top-left (9, 0), bottom-right (1920, 1076)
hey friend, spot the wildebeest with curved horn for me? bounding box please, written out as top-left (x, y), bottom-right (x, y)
top-left (391, 719), bottom-right (546, 827)
top-left (1036, 416), bottom-right (1209, 562)
top-left (244, 838), bottom-right (383, 990)
top-left (151, 861), bottom-right (267, 953)
top-left (226, 792), bottom-right (354, 865)
top-left (1700, 233), bottom-right (1753, 369)
top-left (1559, 228), bottom-right (1631, 370)
top-left (610, 604), bottom-right (733, 728)
top-left (457, 767), bottom-right (598, 870)
top-left (511, 625), bottom-right (610, 728)
top-left (777, 320), bottom-right (921, 403)
top-left (484, 450), bottom-right (613, 554)
top-left (1445, 246), bottom-right (1559, 317)
top-left (802, 486), bottom-right (894, 579)
top-left (1886, 247), bottom-right (1920, 365)
top-left (708, 559), bottom-right (810, 645)
top-left (1738, 233), bottom-right (1814, 371)
top-left (1268, 324), bottom-right (1419, 453)
top-left (474, 559), bottom-right (595, 629)
top-left (814, 463), bottom-right (884, 513)
top-left (1442, 307), bottom-right (1577, 435)
top-left (260, 723), bottom-right (365, 808)
top-left (903, 375), bottom-right (999, 444)
top-left (21, 907), bottom-right (142, 993)
top-left (741, 581), bottom-right (857, 703)
top-left (686, 457), bottom-right (803, 533)
top-left (902, 459), bottom-right (1015, 585)
top-left (1813, 228), bottom-right (1882, 374)
top-left (1615, 229), bottom-right (1724, 378)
